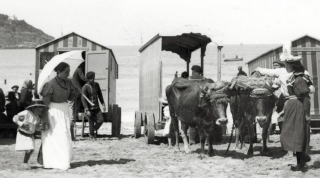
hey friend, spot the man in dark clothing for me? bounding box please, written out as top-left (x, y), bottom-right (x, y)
top-left (189, 65), bottom-right (206, 80)
top-left (237, 66), bottom-right (247, 76)
top-left (72, 62), bottom-right (87, 119)
top-left (82, 71), bottom-right (106, 139)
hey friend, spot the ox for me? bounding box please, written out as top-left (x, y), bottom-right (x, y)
top-left (228, 72), bottom-right (278, 156)
top-left (166, 78), bottom-right (230, 156)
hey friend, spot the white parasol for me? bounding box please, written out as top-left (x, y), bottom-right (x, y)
top-left (37, 50), bottom-right (85, 93)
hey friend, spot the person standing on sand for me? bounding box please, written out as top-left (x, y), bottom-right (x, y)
top-left (82, 71), bottom-right (106, 140)
top-left (256, 42), bottom-right (313, 169)
top-left (40, 62), bottom-right (80, 170)
top-left (19, 80), bottom-right (33, 111)
top-left (11, 85), bottom-right (21, 101)
top-left (13, 99), bottom-right (48, 170)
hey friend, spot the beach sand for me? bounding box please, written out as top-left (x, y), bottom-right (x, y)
top-left (1, 120), bottom-right (320, 178)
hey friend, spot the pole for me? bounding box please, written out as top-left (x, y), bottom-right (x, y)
top-left (217, 45), bottom-right (223, 81)
top-left (200, 45), bottom-right (206, 76)
top-left (186, 61), bottom-right (190, 76)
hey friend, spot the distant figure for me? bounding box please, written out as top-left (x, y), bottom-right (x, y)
top-left (0, 88), bottom-right (5, 113)
top-left (189, 65), bottom-right (206, 80)
top-left (12, 85), bottom-right (21, 101)
top-left (19, 80), bottom-right (33, 111)
top-left (0, 88), bottom-right (7, 124)
top-left (181, 71), bottom-right (189, 79)
top-left (71, 62), bottom-right (87, 119)
top-left (6, 91), bottom-right (19, 123)
top-left (237, 66), bottom-right (247, 76)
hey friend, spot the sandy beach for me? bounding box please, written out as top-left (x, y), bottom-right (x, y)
top-left (1, 121), bottom-right (320, 178)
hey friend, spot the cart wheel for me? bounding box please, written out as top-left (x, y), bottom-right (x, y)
top-left (134, 111), bottom-right (142, 138)
top-left (144, 112), bottom-right (155, 144)
top-left (112, 104), bottom-right (119, 136)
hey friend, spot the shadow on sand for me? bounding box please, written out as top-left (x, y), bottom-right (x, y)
top-left (71, 159), bottom-right (135, 169)
top-left (0, 138), bottom-right (16, 145)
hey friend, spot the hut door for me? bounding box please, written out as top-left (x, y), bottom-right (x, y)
top-left (86, 51), bottom-right (109, 112)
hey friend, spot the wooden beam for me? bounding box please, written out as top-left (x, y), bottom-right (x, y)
top-left (217, 46), bottom-right (223, 81)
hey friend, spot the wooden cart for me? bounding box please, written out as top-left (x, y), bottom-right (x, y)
top-left (134, 27), bottom-right (223, 144)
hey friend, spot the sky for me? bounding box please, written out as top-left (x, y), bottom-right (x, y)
top-left (1, 0), bottom-right (320, 46)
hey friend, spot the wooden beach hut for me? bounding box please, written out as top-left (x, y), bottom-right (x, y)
top-left (246, 34), bottom-right (320, 132)
top-left (134, 26), bottom-right (224, 144)
top-left (35, 32), bottom-right (121, 136)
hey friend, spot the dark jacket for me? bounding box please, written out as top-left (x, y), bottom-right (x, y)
top-left (19, 88), bottom-right (33, 111)
top-left (237, 71), bottom-right (247, 76)
top-left (72, 67), bottom-right (88, 89)
top-left (81, 82), bottom-right (105, 112)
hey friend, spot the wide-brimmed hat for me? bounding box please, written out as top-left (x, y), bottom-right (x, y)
top-left (26, 99), bottom-right (48, 110)
top-left (11, 85), bottom-right (19, 89)
top-left (280, 42), bottom-right (302, 62)
top-left (273, 61), bottom-right (285, 67)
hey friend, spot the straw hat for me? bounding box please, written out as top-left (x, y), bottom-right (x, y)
top-left (280, 42), bottom-right (302, 62)
top-left (26, 99), bottom-right (48, 110)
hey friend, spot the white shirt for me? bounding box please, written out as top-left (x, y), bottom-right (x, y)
top-left (256, 67), bottom-right (310, 97)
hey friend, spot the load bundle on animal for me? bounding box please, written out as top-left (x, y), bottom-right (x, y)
top-left (228, 74), bottom-right (278, 156)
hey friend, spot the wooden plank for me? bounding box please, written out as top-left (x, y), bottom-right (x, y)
top-left (311, 52), bottom-right (319, 114)
top-left (73, 35), bottom-right (77, 47)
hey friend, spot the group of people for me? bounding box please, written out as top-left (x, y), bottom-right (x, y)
top-left (0, 80), bottom-right (34, 126)
top-left (10, 61), bottom-right (105, 170)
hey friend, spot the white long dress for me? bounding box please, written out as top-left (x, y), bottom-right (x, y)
top-left (40, 78), bottom-right (78, 170)
top-left (42, 102), bottom-right (73, 170)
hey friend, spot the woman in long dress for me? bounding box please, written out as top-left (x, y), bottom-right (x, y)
top-left (280, 61), bottom-right (311, 168)
top-left (40, 62), bottom-right (80, 170)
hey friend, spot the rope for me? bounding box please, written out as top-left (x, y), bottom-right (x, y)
top-left (224, 123), bottom-right (235, 155)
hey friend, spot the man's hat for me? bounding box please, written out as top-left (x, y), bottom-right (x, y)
top-left (273, 61), bottom-right (285, 67)
top-left (12, 85), bottom-right (19, 89)
top-left (26, 99), bottom-right (48, 110)
top-left (191, 65), bottom-right (203, 73)
top-left (280, 42), bottom-right (302, 62)
top-left (86, 71), bottom-right (95, 79)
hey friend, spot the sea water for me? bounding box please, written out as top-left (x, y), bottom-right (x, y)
top-left (0, 44), bottom-right (276, 127)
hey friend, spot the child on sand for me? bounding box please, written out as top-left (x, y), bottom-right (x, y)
top-left (13, 99), bottom-right (48, 169)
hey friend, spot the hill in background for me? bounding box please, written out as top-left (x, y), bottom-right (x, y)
top-left (0, 13), bottom-right (54, 48)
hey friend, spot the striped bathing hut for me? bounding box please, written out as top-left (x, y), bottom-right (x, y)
top-left (35, 32), bottom-right (119, 123)
top-left (246, 35), bottom-right (320, 131)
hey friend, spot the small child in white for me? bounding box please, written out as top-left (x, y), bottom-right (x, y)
top-left (13, 99), bottom-right (48, 169)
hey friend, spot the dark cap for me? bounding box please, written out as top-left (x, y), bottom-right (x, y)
top-left (86, 71), bottom-right (95, 79)
top-left (12, 85), bottom-right (19, 89)
top-left (191, 65), bottom-right (202, 74)
top-left (273, 61), bottom-right (285, 67)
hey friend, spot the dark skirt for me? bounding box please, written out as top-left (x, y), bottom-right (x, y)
top-left (280, 98), bottom-right (307, 152)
